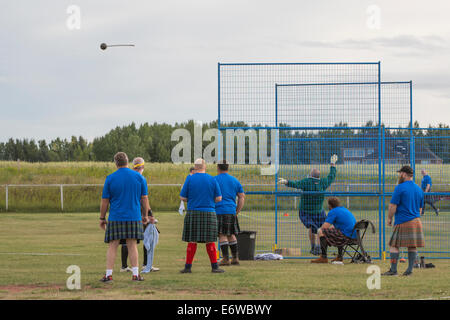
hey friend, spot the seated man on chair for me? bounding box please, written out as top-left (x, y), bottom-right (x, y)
top-left (311, 197), bottom-right (357, 263)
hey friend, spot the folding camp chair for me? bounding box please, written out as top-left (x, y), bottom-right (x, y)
top-left (342, 219), bottom-right (376, 264)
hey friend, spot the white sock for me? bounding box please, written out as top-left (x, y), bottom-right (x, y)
top-left (106, 269), bottom-right (113, 277)
top-left (132, 267), bottom-right (139, 276)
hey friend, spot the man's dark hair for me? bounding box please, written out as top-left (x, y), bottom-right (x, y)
top-left (327, 197), bottom-right (341, 209)
top-left (397, 165), bottom-right (413, 177)
top-left (217, 160), bottom-right (229, 172)
top-left (114, 152), bottom-right (129, 167)
top-left (189, 167), bottom-right (195, 173)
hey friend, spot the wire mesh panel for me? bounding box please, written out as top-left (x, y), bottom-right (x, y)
top-left (218, 62), bottom-right (380, 128)
top-left (413, 129), bottom-right (450, 258)
top-left (276, 195), bottom-right (381, 258)
top-left (217, 62), bottom-right (449, 259)
top-left (276, 83), bottom-right (379, 128)
top-left (237, 194), bottom-right (277, 253)
top-left (278, 128), bottom-right (380, 194)
top-left (381, 82), bottom-right (412, 128)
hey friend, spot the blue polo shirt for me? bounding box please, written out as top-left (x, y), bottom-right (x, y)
top-left (390, 180), bottom-right (424, 225)
top-left (180, 173), bottom-right (222, 212)
top-left (421, 175), bottom-right (432, 191)
top-left (102, 167), bottom-right (148, 221)
top-left (325, 206), bottom-right (357, 238)
top-left (214, 173), bottom-right (244, 215)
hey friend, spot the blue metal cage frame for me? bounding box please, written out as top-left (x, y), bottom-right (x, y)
top-left (218, 62), bottom-right (450, 259)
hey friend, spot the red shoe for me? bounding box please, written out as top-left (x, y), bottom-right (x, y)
top-left (132, 275), bottom-right (144, 281)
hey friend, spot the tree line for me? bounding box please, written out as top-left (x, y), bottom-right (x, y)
top-left (0, 120), bottom-right (449, 163)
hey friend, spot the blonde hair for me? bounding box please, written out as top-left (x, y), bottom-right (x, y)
top-left (132, 157), bottom-right (145, 170)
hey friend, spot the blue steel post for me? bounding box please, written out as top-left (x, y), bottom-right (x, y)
top-left (274, 84), bottom-right (278, 249)
top-left (409, 81), bottom-right (415, 180)
top-left (217, 63), bottom-right (221, 162)
top-left (217, 63), bottom-right (221, 256)
top-left (377, 61), bottom-right (383, 260)
top-left (382, 128), bottom-right (386, 253)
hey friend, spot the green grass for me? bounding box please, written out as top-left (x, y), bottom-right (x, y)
top-left (0, 212), bottom-right (449, 300)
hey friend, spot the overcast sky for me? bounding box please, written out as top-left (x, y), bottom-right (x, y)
top-left (1, 0), bottom-right (449, 142)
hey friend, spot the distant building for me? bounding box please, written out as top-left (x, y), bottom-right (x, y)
top-left (342, 139), bottom-right (443, 165)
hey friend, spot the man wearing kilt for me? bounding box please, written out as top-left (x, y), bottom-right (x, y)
top-left (383, 165), bottom-right (425, 276)
top-left (99, 152), bottom-right (150, 282)
top-left (278, 155), bottom-right (338, 255)
top-left (214, 161), bottom-right (245, 266)
top-left (311, 197), bottom-right (357, 263)
top-left (179, 158), bottom-right (224, 273)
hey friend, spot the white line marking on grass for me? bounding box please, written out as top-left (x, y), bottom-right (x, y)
top-left (419, 296), bottom-right (450, 300)
top-left (0, 252), bottom-right (85, 256)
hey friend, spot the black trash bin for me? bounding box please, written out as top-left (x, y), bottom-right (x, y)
top-left (236, 231), bottom-right (257, 260)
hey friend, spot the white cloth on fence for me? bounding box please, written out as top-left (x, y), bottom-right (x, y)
top-left (141, 223), bottom-right (159, 273)
top-left (255, 253), bottom-right (283, 261)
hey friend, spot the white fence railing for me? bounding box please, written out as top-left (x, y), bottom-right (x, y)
top-left (1, 183), bottom-right (449, 212)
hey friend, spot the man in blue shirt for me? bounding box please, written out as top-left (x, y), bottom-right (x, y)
top-left (99, 152), bottom-right (150, 283)
top-left (421, 169), bottom-right (439, 216)
top-left (214, 161), bottom-right (245, 266)
top-left (311, 197), bottom-right (357, 263)
top-left (383, 166), bottom-right (425, 277)
top-left (179, 158), bottom-right (224, 273)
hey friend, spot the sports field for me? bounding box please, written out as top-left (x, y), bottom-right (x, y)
top-left (0, 212), bottom-right (449, 300)
top-left (238, 209), bottom-right (450, 258)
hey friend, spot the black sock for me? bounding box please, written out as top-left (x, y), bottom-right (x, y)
top-left (143, 246), bottom-right (148, 266)
top-left (221, 242), bottom-right (230, 259)
top-left (121, 245), bottom-right (128, 268)
top-left (229, 241), bottom-right (238, 258)
top-left (319, 236), bottom-right (328, 258)
top-left (430, 203), bottom-right (438, 213)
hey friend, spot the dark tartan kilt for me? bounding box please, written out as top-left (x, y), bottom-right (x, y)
top-left (389, 218), bottom-right (425, 248)
top-left (217, 214), bottom-right (240, 236)
top-left (104, 220), bottom-right (144, 243)
top-left (182, 210), bottom-right (218, 243)
top-left (322, 228), bottom-right (357, 247)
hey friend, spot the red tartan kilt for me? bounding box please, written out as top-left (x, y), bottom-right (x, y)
top-left (389, 218), bottom-right (425, 248)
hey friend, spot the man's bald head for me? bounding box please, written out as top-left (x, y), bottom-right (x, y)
top-left (194, 158), bottom-right (206, 172)
top-left (310, 168), bottom-right (320, 179)
top-left (421, 169), bottom-right (427, 176)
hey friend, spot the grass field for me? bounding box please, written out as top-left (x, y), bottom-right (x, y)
top-left (0, 212), bottom-right (449, 300)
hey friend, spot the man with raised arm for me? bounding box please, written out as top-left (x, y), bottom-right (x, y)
top-left (278, 155), bottom-right (338, 255)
